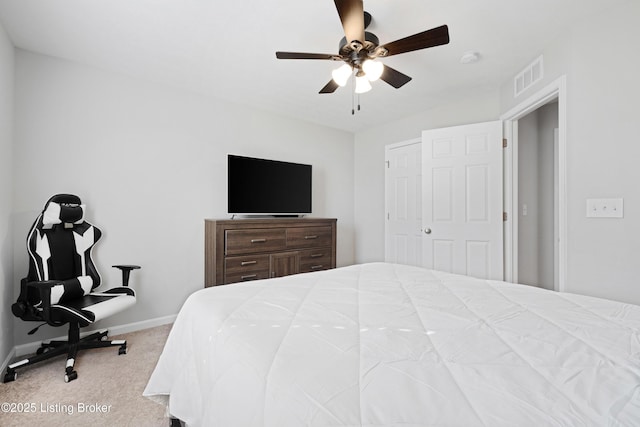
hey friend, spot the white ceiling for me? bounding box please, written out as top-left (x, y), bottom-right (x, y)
top-left (0, 0), bottom-right (627, 132)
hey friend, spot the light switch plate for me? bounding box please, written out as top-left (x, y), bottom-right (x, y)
top-left (586, 198), bottom-right (624, 218)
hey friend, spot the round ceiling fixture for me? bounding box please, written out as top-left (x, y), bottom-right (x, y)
top-left (460, 51), bottom-right (480, 64)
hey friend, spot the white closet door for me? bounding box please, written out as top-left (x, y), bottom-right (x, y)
top-left (422, 121), bottom-right (503, 280)
top-left (385, 140), bottom-right (423, 266)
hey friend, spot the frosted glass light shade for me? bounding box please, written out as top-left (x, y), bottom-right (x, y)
top-left (362, 60), bottom-right (384, 81)
top-left (332, 64), bottom-right (352, 87)
top-left (355, 75), bottom-right (372, 94)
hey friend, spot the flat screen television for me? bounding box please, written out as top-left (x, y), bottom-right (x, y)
top-left (227, 154), bottom-right (312, 215)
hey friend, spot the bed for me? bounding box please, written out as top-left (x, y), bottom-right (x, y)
top-left (143, 262), bottom-right (640, 426)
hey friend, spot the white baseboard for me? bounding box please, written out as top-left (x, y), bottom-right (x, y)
top-left (99, 314), bottom-right (177, 338)
top-left (1, 314), bottom-right (176, 375)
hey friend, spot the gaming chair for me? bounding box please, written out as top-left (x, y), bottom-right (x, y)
top-left (4, 194), bottom-right (139, 383)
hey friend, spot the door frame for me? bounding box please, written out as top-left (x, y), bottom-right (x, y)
top-left (501, 75), bottom-right (567, 291)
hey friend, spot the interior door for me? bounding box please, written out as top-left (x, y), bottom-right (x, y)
top-left (385, 140), bottom-right (423, 266)
top-left (422, 121), bottom-right (503, 280)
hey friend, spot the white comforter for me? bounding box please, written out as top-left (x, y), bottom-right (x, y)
top-left (144, 263), bottom-right (640, 426)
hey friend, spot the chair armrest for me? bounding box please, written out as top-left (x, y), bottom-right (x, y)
top-left (112, 265), bottom-right (141, 287)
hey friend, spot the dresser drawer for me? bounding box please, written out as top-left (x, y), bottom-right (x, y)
top-left (224, 254), bottom-right (270, 284)
top-left (287, 226), bottom-right (332, 249)
top-left (299, 248), bottom-right (332, 273)
top-left (225, 254), bottom-right (270, 274)
top-left (224, 269), bottom-right (270, 284)
top-left (226, 228), bottom-right (286, 255)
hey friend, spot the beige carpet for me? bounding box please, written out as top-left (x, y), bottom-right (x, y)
top-left (0, 324), bottom-right (172, 427)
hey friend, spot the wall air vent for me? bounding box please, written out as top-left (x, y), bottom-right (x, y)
top-left (514, 55), bottom-right (543, 97)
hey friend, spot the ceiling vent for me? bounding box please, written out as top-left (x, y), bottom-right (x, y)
top-left (514, 55), bottom-right (543, 97)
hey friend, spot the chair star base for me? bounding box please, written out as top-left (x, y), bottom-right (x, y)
top-left (4, 323), bottom-right (127, 383)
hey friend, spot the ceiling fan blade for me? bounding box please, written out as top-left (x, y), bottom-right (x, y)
top-left (334, 0), bottom-right (365, 44)
top-left (380, 25), bottom-right (450, 57)
top-left (276, 52), bottom-right (340, 60)
top-left (319, 80), bottom-right (340, 94)
top-left (379, 65), bottom-right (412, 89)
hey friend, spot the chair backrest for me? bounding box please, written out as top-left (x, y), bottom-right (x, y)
top-left (26, 194), bottom-right (102, 303)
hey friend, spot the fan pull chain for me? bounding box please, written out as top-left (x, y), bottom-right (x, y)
top-left (351, 73), bottom-right (355, 115)
top-left (352, 93), bottom-right (362, 115)
top-left (350, 73), bottom-right (363, 115)
top-left (351, 92), bottom-right (360, 116)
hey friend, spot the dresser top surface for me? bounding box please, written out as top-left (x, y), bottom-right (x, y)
top-left (206, 218), bottom-right (336, 227)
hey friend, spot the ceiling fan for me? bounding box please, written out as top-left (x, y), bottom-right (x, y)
top-left (275, 0), bottom-right (450, 95)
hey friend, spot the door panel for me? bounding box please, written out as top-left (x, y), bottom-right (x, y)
top-left (422, 121), bottom-right (503, 280)
top-left (432, 167), bottom-right (453, 222)
top-left (466, 240), bottom-right (490, 279)
top-left (433, 239), bottom-right (454, 272)
top-left (466, 164), bottom-right (489, 222)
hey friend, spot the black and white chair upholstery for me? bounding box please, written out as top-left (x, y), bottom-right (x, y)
top-left (5, 194), bottom-right (139, 383)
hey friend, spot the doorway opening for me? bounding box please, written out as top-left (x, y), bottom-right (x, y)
top-left (516, 101), bottom-right (559, 290)
top-left (502, 76), bottom-right (567, 291)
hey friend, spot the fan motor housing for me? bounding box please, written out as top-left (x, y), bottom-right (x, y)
top-left (339, 31), bottom-right (380, 58)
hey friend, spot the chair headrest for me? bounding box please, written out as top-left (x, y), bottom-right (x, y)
top-left (42, 194), bottom-right (86, 228)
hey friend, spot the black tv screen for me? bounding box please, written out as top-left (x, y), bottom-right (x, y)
top-left (227, 155), bottom-right (312, 215)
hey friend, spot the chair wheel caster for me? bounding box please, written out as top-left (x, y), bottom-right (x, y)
top-left (64, 371), bottom-right (78, 382)
top-left (4, 371), bottom-right (17, 383)
top-left (118, 345), bottom-right (127, 355)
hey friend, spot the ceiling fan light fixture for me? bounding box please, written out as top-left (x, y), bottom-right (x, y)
top-left (332, 63), bottom-right (353, 86)
top-left (274, 6), bottom-right (451, 107)
top-left (362, 59), bottom-right (384, 81)
top-left (355, 75), bottom-right (372, 94)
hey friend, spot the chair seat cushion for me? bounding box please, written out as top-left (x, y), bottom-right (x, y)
top-left (51, 288), bottom-right (136, 326)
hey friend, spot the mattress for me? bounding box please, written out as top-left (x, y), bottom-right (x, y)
top-left (143, 262), bottom-right (640, 426)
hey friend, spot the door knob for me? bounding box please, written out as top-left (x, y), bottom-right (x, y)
top-left (424, 228), bottom-right (432, 234)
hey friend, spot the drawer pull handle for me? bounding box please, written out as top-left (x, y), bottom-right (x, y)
top-left (241, 274), bottom-right (257, 280)
top-left (304, 235), bottom-right (318, 240)
top-left (250, 239), bottom-right (267, 243)
top-left (310, 253), bottom-right (323, 258)
top-left (310, 265), bottom-right (324, 270)
top-left (241, 261), bottom-right (257, 266)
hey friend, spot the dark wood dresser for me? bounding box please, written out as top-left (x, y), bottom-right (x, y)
top-left (205, 218), bottom-right (337, 286)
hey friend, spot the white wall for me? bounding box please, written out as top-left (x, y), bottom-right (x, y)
top-left (501, 0), bottom-right (640, 304)
top-left (0, 21), bottom-right (14, 365)
top-left (12, 50), bottom-right (355, 345)
top-left (353, 91), bottom-right (500, 263)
